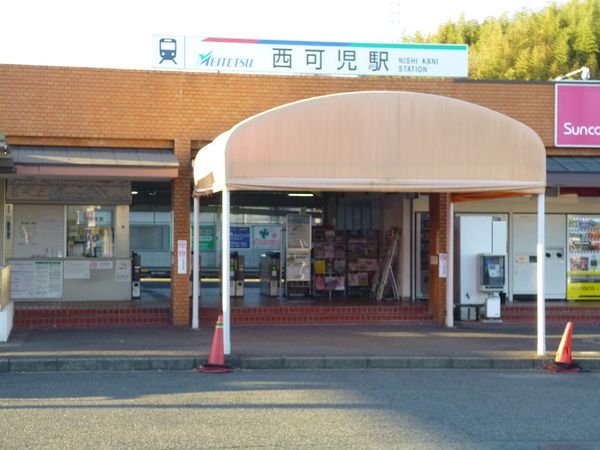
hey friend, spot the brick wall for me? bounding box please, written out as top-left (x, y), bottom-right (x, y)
top-left (428, 194), bottom-right (449, 324)
top-left (171, 138), bottom-right (191, 326)
top-left (0, 65), bottom-right (559, 146)
top-left (0, 65), bottom-right (568, 325)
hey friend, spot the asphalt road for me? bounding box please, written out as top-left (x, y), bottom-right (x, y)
top-left (0, 369), bottom-right (599, 449)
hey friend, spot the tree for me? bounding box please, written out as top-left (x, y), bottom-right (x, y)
top-left (410, 0), bottom-right (600, 80)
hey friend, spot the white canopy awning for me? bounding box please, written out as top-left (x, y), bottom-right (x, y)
top-left (191, 90), bottom-right (548, 357)
top-left (194, 91), bottom-right (546, 195)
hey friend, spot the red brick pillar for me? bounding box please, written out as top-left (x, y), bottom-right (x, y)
top-left (171, 139), bottom-right (191, 326)
top-left (428, 193), bottom-right (449, 324)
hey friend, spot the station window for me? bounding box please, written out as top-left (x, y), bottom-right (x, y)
top-left (130, 224), bottom-right (169, 251)
top-left (66, 205), bottom-right (115, 257)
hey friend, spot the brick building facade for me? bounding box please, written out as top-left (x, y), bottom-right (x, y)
top-left (0, 64), bottom-right (592, 326)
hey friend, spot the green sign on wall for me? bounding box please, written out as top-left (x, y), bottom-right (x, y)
top-left (199, 225), bottom-right (216, 251)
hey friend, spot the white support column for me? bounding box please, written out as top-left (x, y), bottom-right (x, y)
top-left (401, 197), bottom-right (412, 299)
top-left (446, 200), bottom-right (454, 328)
top-left (536, 193), bottom-right (546, 356)
top-left (221, 188), bottom-right (231, 355)
top-left (191, 195), bottom-right (200, 329)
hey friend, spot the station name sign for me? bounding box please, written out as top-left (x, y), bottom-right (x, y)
top-left (555, 83), bottom-right (600, 147)
top-left (152, 35), bottom-right (468, 78)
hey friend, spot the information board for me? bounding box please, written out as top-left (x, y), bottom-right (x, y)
top-left (11, 260), bottom-right (63, 299)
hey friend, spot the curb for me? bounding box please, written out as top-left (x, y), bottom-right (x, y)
top-left (3, 355), bottom-right (600, 372)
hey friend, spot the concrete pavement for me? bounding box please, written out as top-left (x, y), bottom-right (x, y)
top-left (1, 322), bottom-right (600, 372)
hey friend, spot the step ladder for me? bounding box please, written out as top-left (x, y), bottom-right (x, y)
top-left (374, 227), bottom-right (400, 301)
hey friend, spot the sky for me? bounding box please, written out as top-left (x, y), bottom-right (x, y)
top-left (0, 0), bottom-right (563, 70)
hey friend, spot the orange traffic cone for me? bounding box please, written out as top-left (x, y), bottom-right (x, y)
top-left (544, 321), bottom-right (582, 373)
top-left (198, 314), bottom-right (232, 373)
top-left (555, 321), bottom-right (574, 365)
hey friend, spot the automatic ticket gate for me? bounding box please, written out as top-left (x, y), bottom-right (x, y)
top-left (132, 252), bottom-right (141, 300)
top-left (230, 252), bottom-right (245, 297)
top-left (259, 252), bottom-right (281, 297)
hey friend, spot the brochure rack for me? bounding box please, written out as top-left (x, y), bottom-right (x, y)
top-left (312, 226), bottom-right (346, 298)
top-left (346, 230), bottom-right (379, 295)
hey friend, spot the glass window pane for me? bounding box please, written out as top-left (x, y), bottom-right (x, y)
top-left (67, 205), bottom-right (115, 257)
top-left (130, 225), bottom-right (169, 250)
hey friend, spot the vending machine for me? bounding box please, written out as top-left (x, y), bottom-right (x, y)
top-left (567, 215), bottom-right (600, 300)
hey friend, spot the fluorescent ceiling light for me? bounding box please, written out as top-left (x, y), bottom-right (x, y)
top-left (131, 190), bottom-right (139, 195)
top-left (287, 193), bottom-right (314, 197)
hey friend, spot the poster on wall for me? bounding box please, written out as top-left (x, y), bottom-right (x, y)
top-left (115, 259), bottom-right (131, 282)
top-left (252, 225), bottom-right (282, 250)
top-left (230, 226), bottom-right (251, 249)
top-left (90, 260), bottom-right (113, 270)
top-left (567, 215), bottom-right (600, 300)
top-left (199, 225), bottom-right (216, 251)
top-left (286, 214), bottom-right (311, 249)
top-left (285, 250), bottom-right (311, 281)
top-left (63, 260), bottom-right (90, 279)
top-left (11, 260), bottom-right (63, 299)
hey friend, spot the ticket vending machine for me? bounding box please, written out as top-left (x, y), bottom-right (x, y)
top-left (478, 253), bottom-right (506, 320)
top-left (230, 252), bottom-right (245, 297)
top-left (454, 215), bottom-right (507, 320)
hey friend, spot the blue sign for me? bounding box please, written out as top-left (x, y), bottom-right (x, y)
top-left (159, 38), bottom-right (178, 65)
top-left (230, 226), bottom-right (251, 249)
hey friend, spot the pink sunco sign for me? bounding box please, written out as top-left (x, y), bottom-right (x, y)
top-left (555, 83), bottom-right (600, 147)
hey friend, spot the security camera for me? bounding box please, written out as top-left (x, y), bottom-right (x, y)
top-left (581, 67), bottom-right (590, 80)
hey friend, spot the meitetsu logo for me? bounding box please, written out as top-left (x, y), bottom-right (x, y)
top-left (563, 122), bottom-right (600, 136)
top-left (197, 51), bottom-right (253, 69)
